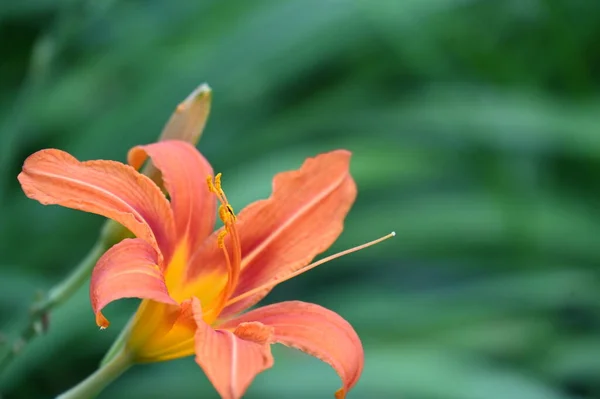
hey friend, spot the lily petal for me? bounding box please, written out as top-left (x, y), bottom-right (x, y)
top-left (18, 149), bottom-right (175, 260)
top-left (91, 239), bottom-right (176, 328)
top-left (128, 141), bottom-right (216, 252)
top-left (191, 298), bottom-right (274, 399)
top-left (220, 301), bottom-right (363, 399)
top-left (192, 150), bottom-right (356, 317)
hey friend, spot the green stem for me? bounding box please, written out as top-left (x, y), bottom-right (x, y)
top-left (0, 219), bottom-right (129, 376)
top-left (100, 317), bottom-right (133, 366)
top-left (0, 240), bottom-right (107, 375)
top-left (56, 347), bottom-right (132, 399)
top-left (42, 241), bottom-right (107, 311)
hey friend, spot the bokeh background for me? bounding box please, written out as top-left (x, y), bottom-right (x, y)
top-left (2, 0), bottom-right (600, 398)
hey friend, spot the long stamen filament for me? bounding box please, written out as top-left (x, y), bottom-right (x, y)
top-left (214, 174), bottom-right (241, 297)
top-left (224, 231), bottom-right (396, 308)
top-left (205, 173), bottom-right (243, 318)
top-left (202, 231), bottom-right (232, 320)
top-left (226, 222), bottom-right (241, 287)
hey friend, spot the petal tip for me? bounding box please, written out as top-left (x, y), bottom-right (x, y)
top-left (327, 149), bottom-right (352, 163)
top-left (96, 312), bottom-right (110, 329)
top-left (334, 388), bottom-right (346, 399)
top-left (233, 322), bottom-right (274, 345)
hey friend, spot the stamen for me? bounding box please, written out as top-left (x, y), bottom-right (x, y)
top-left (225, 204), bottom-right (236, 221)
top-left (204, 174), bottom-right (243, 318)
top-left (206, 176), bottom-right (217, 194)
top-left (218, 204), bottom-right (236, 226)
top-left (206, 173), bottom-right (229, 206)
top-left (217, 230), bottom-right (228, 249)
top-left (215, 173), bottom-right (222, 190)
top-left (224, 231), bottom-right (396, 308)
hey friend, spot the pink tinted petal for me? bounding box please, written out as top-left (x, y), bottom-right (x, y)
top-left (128, 141), bottom-right (216, 253)
top-left (191, 298), bottom-right (274, 399)
top-left (218, 150), bottom-right (356, 316)
top-left (219, 301), bottom-right (363, 399)
top-left (18, 149), bottom-right (175, 261)
top-left (91, 238), bottom-right (176, 328)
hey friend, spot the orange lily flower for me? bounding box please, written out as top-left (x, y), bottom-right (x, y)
top-left (18, 140), bottom-right (391, 398)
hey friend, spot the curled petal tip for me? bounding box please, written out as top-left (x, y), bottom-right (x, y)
top-left (234, 322), bottom-right (274, 345)
top-left (219, 302), bottom-right (363, 397)
top-left (96, 312), bottom-right (110, 329)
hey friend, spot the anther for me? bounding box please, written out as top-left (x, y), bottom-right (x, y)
top-left (217, 230), bottom-right (228, 249)
top-left (206, 176), bottom-right (217, 194)
top-left (218, 204), bottom-right (236, 225)
top-left (225, 204), bottom-right (236, 220)
top-left (215, 173), bottom-right (223, 192)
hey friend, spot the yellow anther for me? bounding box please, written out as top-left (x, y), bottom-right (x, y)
top-left (218, 205), bottom-right (230, 224)
top-left (206, 176), bottom-right (217, 194)
top-left (219, 204), bottom-right (237, 225)
top-left (215, 173), bottom-right (223, 192)
top-left (225, 204), bottom-right (236, 220)
top-left (217, 230), bottom-right (228, 249)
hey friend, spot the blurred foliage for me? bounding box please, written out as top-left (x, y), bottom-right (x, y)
top-left (1, 0), bottom-right (600, 398)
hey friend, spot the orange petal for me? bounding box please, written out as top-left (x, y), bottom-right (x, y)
top-left (191, 298), bottom-right (274, 399)
top-left (219, 301), bottom-right (363, 399)
top-left (18, 149), bottom-right (175, 261)
top-left (91, 238), bottom-right (176, 328)
top-left (128, 141), bottom-right (216, 254)
top-left (191, 150), bottom-right (356, 317)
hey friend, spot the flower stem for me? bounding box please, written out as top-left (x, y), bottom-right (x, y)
top-left (100, 317), bottom-right (133, 367)
top-left (56, 347), bottom-right (132, 399)
top-left (42, 240), bottom-right (107, 311)
top-left (0, 220), bottom-right (128, 376)
top-left (0, 240), bottom-right (107, 375)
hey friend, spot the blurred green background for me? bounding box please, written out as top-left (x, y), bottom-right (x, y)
top-left (1, 0), bottom-right (600, 398)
